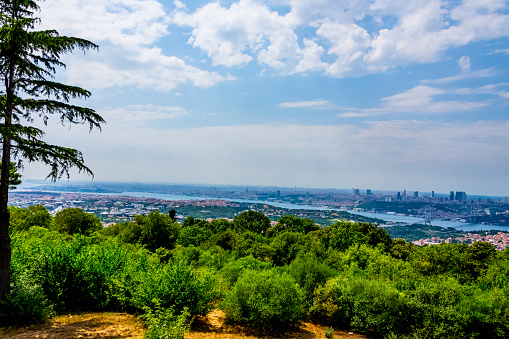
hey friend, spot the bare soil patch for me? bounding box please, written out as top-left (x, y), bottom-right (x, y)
top-left (0, 312), bottom-right (144, 339)
top-left (0, 310), bottom-right (368, 339)
top-left (186, 309), bottom-right (369, 339)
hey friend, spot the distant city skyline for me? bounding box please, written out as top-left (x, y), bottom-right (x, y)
top-left (18, 0), bottom-right (509, 197)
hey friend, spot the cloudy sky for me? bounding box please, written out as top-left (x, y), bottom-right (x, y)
top-left (21, 0), bottom-right (509, 196)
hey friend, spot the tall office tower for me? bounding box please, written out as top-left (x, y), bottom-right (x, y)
top-left (403, 190), bottom-right (407, 199)
top-left (450, 191), bottom-right (454, 201)
top-left (455, 191), bottom-right (467, 202)
top-left (352, 188), bottom-right (360, 195)
top-left (397, 192), bottom-right (401, 200)
top-left (432, 191), bottom-right (435, 198)
top-left (414, 191), bottom-right (418, 198)
top-left (277, 190), bottom-right (280, 197)
top-left (366, 189), bottom-right (372, 195)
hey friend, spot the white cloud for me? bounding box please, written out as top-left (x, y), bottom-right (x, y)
top-left (277, 100), bottom-right (331, 109)
top-left (458, 56), bottom-right (471, 72)
top-left (38, 0), bottom-right (231, 91)
top-left (172, 0), bottom-right (509, 77)
top-left (174, 0), bottom-right (185, 10)
top-left (422, 68), bottom-right (500, 84)
top-left (338, 85), bottom-right (489, 117)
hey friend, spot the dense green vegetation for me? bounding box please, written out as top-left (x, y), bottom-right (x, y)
top-left (2, 205), bottom-right (509, 338)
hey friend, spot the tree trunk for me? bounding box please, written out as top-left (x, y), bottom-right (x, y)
top-left (0, 145), bottom-right (11, 300)
top-left (0, 52), bottom-right (15, 300)
top-left (0, 209), bottom-right (10, 300)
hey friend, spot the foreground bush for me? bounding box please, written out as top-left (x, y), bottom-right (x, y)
top-left (310, 275), bottom-right (418, 335)
top-left (221, 269), bottom-right (304, 328)
top-left (110, 252), bottom-right (216, 317)
top-left (142, 303), bottom-right (190, 339)
top-left (0, 274), bottom-right (51, 326)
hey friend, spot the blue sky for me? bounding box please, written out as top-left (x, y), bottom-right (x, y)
top-left (21, 0), bottom-right (509, 196)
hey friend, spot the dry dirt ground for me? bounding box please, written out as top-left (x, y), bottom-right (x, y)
top-left (0, 310), bottom-right (369, 339)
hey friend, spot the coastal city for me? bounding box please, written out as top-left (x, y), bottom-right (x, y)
top-left (10, 181), bottom-right (509, 249)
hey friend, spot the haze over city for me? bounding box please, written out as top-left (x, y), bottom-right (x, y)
top-left (19, 0), bottom-right (509, 196)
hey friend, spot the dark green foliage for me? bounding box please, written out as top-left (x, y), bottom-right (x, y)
top-left (135, 211), bottom-right (180, 252)
top-left (10, 230), bottom-right (216, 318)
top-left (319, 221), bottom-right (392, 252)
top-left (286, 256), bottom-right (337, 310)
top-left (9, 204), bottom-right (52, 232)
top-left (233, 210), bottom-right (270, 234)
top-left (267, 215), bottom-right (320, 237)
top-left (465, 241), bottom-right (497, 279)
top-left (268, 231), bottom-right (313, 266)
top-left (0, 162), bottom-right (22, 189)
top-left (221, 269), bottom-right (304, 328)
top-left (410, 243), bottom-right (472, 282)
top-left (208, 228), bottom-right (237, 250)
top-left (232, 230), bottom-right (269, 258)
top-left (311, 276), bottom-right (418, 335)
top-left (30, 236), bottom-right (120, 311)
top-left (219, 255), bottom-right (272, 291)
top-left (0, 274), bottom-right (50, 326)
top-left (209, 218), bottom-right (232, 234)
top-left (389, 238), bottom-right (415, 261)
top-left (177, 221), bottom-right (213, 247)
top-left (52, 207), bottom-right (102, 235)
top-left (103, 211), bottom-right (180, 251)
top-left (111, 254), bottom-right (215, 316)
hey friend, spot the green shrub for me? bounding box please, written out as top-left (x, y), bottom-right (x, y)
top-left (221, 269), bottom-right (304, 328)
top-left (324, 326), bottom-right (334, 338)
top-left (142, 304), bottom-right (190, 339)
top-left (286, 256), bottom-right (336, 309)
top-left (111, 256), bottom-right (216, 317)
top-left (311, 275), bottom-right (418, 335)
top-left (0, 274), bottom-right (51, 326)
top-left (218, 255), bottom-right (272, 292)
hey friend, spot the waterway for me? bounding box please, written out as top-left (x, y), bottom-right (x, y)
top-left (120, 192), bottom-right (509, 232)
top-left (20, 189), bottom-right (509, 232)
top-left (347, 211), bottom-right (509, 232)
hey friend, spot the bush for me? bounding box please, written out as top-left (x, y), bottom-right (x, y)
top-left (142, 304), bottom-right (190, 339)
top-left (221, 269), bottom-right (304, 328)
top-left (310, 275), bottom-right (418, 335)
top-left (286, 256), bottom-right (336, 309)
top-left (218, 255), bottom-right (272, 292)
top-left (0, 274), bottom-right (51, 326)
top-left (111, 256), bottom-right (216, 317)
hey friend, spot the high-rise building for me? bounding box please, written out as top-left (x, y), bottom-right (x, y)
top-left (403, 190), bottom-right (407, 199)
top-left (450, 191), bottom-right (454, 201)
top-left (414, 191), bottom-right (418, 198)
top-left (455, 191), bottom-right (467, 202)
top-left (366, 189), bottom-right (372, 195)
top-left (352, 188), bottom-right (360, 195)
top-left (431, 191), bottom-right (435, 198)
top-left (397, 192), bottom-right (401, 200)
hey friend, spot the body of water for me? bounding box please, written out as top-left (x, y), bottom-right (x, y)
top-left (348, 211), bottom-right (509, 232)
top-left (20, 189), bottom-right (509, 232)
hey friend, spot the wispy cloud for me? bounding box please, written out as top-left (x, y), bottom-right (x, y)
top-left (337, 85), bottom-right (489, 117)
top-left (422, 68), bottom-right (500, 84)
top-left (277, 100), bottom-right (332, 109)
